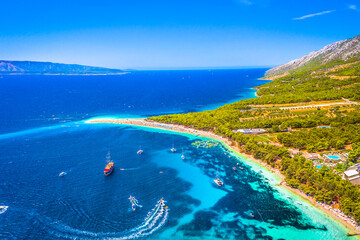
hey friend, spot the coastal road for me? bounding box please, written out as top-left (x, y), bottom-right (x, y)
top-left (278, 101), bottom-right (356, 110)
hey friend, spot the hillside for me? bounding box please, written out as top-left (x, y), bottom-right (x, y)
top-left (148, 34), bottom-right (360, 223)
top-left (0, 60), bottom-right (124, 75)
top-left (265, 35), bottom-right (360, 79)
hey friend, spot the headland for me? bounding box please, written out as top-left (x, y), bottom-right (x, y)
top-left (86, 117), bottom-right (360, 236)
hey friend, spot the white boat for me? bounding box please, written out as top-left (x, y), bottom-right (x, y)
top-left (181, 149), bottom-right (185, 159)
top-left (214, 178), bottom-right (224, 187)
top-left (59, 172), bottom-right (67, 177)
top-left (0, 206), bottom-right (8, 214)
top-left (137, 147), bottom-right (143, 155)
top-left (213, 168), bottom-right (223, 186)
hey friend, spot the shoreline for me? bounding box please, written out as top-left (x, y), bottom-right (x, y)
top-left (86, 117), bottom-right (360, 236)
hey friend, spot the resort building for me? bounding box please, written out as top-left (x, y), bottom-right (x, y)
top-left (323, 154), bottom-right (344, 163)
top-left (344, 165), bottom-right (360, 185)
top-left (346, 163), bottom-right (360, 171)
top-left (233, 128), bottom-right (266, 134)
top-left (289, 148), bottom-right (300, 156)
top-left (303, 152), bottom-right (320, 161)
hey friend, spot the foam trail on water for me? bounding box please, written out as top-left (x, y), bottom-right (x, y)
top-left (0, 121), bottom-right (85, 140)
top-left (38, 198), bottom-right (169, 239)
top-left (135, 198), bottom-right (164, 230)
top-left (0, 114), bottom-right (144, 141)
top-left (120, 168), bottom-right (140, 171)
top-left (117, 198), bottom-right (168, 239)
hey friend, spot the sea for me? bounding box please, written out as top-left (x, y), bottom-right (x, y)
top-left (0, 69), bottom-right (349, 239)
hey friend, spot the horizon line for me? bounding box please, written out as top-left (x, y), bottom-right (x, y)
top-left (0, 59), bottom-right (274, 71)
top-left (131, 66), bottom-right (274, 70)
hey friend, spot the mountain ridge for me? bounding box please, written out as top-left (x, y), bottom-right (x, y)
top-left (265, 35), bottom-right (360, 78)
top-left (0, 60), bottom-right (124, 75)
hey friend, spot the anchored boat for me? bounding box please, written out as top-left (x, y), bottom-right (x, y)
top-left (214, 178), bottom-right (224, 187)
top-left (214, 168), bottom-right (224, 187)
top-left (137, 146), bottom-right (143, 155)
top-left (104, 152), bottom-right (114, 176)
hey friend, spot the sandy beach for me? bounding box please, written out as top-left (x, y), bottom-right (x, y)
top-left (86, 117), bottom-right (360, 236)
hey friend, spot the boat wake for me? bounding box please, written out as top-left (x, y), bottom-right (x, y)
top-left (43, 198), bottom-right (168, 239)
top-left (129, 196), bottom-right (143, 211)
top-left (119, 168), bottom-right (139, 171)
top-left (124, 198), bottom-right (168, 239)
top-left (0, 206), bottom-right (8, 214)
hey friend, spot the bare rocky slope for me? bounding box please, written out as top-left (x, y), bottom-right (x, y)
top-left (265, 34), bottom-right (360, 78)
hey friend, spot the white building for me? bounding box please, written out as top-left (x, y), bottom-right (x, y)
top-left (233, 128), bottom-right (266, 134)
top-left (344, 164), bottom-right (360, 185)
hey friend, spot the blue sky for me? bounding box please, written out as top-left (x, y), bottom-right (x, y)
top-left (1, 0), bottom-right (359, 69)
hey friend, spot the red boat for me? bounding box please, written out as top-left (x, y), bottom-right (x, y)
top-left (104, 152), bottom-right (114, 176)
top-left (104, 162), bottom-right (114, 176)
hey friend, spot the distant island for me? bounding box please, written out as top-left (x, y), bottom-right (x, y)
top-left (0, 60), bottom-right (124, 75)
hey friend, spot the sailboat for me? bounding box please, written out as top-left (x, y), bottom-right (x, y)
top-left (213, 168), bottom-right (224, 187)
top-left (104, 152), bottom-right (114, 176)
top-left (137, 146), bottom-right (143, 155)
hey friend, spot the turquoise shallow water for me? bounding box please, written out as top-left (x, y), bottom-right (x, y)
top-left (0, 121), bottom-right (349, 239)
top-left (0, 69), bottom-right (350, 239)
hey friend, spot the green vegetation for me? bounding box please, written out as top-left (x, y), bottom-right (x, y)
top-left (350, 143), bottom-right (360, 162)
top-left (282, 155), bottom-right (360, 218)
top-left (277, 124), bottom-right (360, 152)
top-left (332, 61), bottom-right (360, 76)
top-left (148, 55), bottom-right (360, 222)
top-left (254, 62), bottom-right (360, 104)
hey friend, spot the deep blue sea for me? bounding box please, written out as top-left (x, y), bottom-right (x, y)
top-left (0, 69), bottom-right (348, 239)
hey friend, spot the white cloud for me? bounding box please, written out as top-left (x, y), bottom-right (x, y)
top-left (349, 5), bottom-right (357, 10)
top-left (292, 10), bottom-right (335, 20)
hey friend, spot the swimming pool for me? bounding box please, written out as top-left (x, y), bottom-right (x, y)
top-left (327, 155), bottom-right (341, 160)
